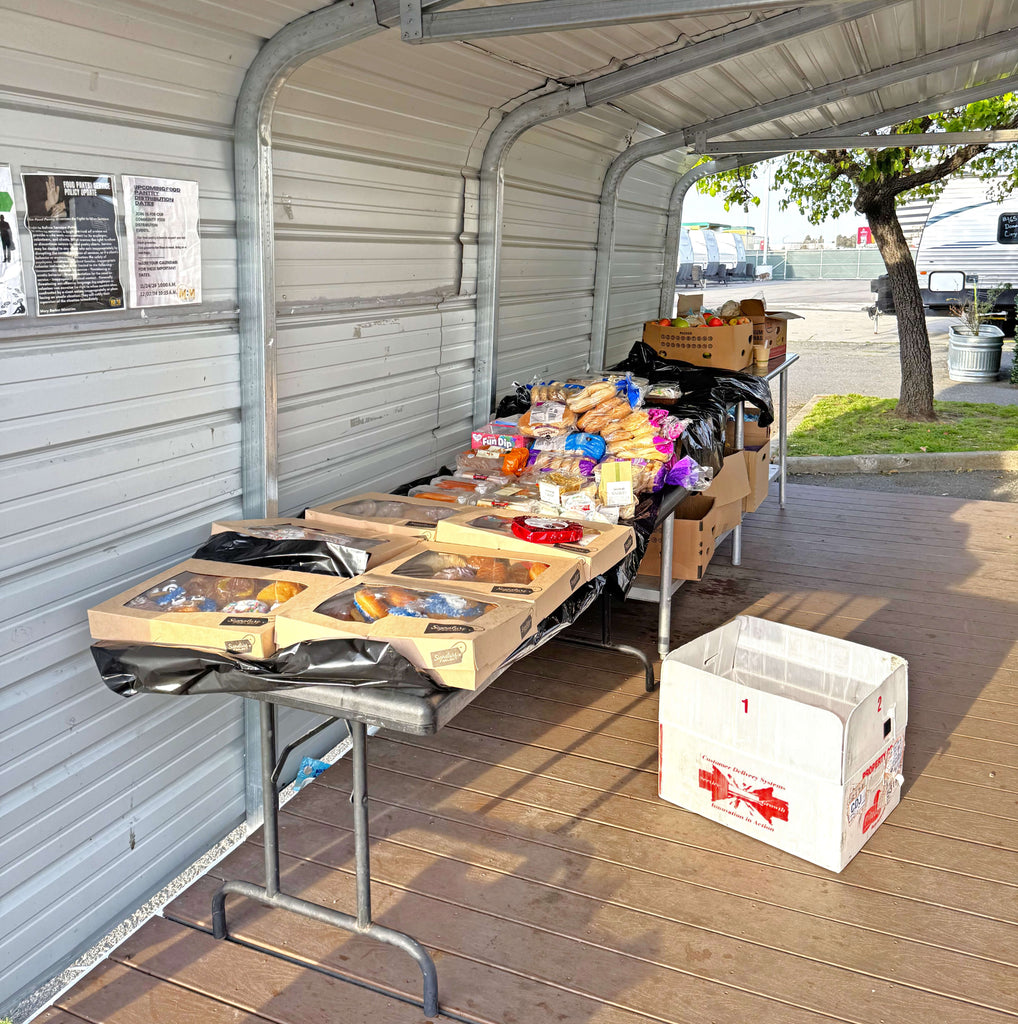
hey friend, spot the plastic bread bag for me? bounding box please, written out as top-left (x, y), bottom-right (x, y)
top-left (665, 454), bottom-right (713, 491)
top-left (525, 450), bottom-right (599, 477)
top-left (518, 402), bottom-right (578, 437)
top-left (531, 431), bottom-right (607, 461)
top-left (326, 496), bottom-right (460, 524)
top-left (528, 380), bottom-right (584, 404)
top-left (384, 549), bottom-right (550, 585)
top-left (421, 475), bottom-right (504, 496)
top-left (406, 485), bottom-right (479, 505)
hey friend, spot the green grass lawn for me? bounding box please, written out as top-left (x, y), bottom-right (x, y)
top-left (789, 394), bottom-right (1018, 456)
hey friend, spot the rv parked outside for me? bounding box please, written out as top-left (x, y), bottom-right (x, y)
top-left (872, 176), bottom-right (1018, 332)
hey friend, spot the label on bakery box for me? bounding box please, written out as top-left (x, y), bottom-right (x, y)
top-left (424, 623), bottom-right (475, 635)
top-left (555, 542), bottom-right (590, 553)
top-left (569, 568), bottom-right (581, 590)
top-left (406, 520), bottom-right (437, 529)
top-left (492, 585), bottom-right (534, 595)
top-left (221, 616), bottom-right (269, 626)
top-left (520, 614), bottom-right (533, 638)
top-left (225, 636), bottom-right (256, 654)
top-left (624, 533), bottom-right (635, 551)
top-left (431, 643), bottom-right (467, 667)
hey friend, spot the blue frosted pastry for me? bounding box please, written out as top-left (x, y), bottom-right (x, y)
top-left (421, 593), bottom-right (486, 619)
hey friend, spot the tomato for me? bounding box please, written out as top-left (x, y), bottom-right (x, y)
top-left (657, 318), bottom-right (672, 326)
top-left (707, 317), bottom-right (724, 327)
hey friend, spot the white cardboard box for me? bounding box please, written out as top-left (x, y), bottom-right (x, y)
top-left (659, 616), bottom-right (908, 873)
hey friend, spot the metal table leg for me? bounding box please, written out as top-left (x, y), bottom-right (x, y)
top-left (778, 366), bottom-right (789, 507)
top-left (731, 400), bottom-right (744, 567)
top-left (558, 591), bottom-right (657, 691)
top-left (212, 704), bottom-right (440, 1018)
top-left (657, 510), bottom-right (675, 659)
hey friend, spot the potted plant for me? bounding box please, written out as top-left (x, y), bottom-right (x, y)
top-left (947, 283), bottom-right (1007, 382)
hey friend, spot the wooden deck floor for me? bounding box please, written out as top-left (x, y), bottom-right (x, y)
top-left (40, 484), bottom-right (1018, 1024)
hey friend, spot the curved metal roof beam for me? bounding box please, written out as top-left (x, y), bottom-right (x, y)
top-left (234, 0), bottom-right (459, 516)
top-left (472, 0), bottom-right (893, 421)
top-left (588, 37), bottom-right (1018, 360)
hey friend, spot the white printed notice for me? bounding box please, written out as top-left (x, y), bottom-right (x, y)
top-left (123, 176), bottom-right (201, 307)
top-left (0, 164), bottom-right (27, 317)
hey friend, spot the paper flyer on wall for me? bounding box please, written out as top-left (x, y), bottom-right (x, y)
top-left (0, 164), bottom-right (27, 317)
top-left (123, 176), bottom-right (201, 307)
top-left (22, 172), bottom-right (125, 315)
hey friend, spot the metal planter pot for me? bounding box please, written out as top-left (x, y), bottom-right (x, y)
top-left (947, 324), bottom-right (1004, 382)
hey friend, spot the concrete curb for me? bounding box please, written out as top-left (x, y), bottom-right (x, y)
top-left (788, 450), bottom-right (1018, 475)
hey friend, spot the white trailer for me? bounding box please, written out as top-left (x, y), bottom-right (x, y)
top-left (872, 176), bottom-right (1018, 325)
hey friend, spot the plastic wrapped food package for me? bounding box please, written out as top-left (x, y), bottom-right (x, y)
top-left (518, 402), bottom-right (578, 437)
top-left (470, 420), bottom-right (529, 451)
top-left (388, 550), bottom-right (549, 585)
top-left (455, 448), bottom-right (513, 479)
top-left (328, 497), bottom-right (459, 524)
top-left (531, 431), bottom-right (607, 461)
top-left (526, 451), bottom-right (599, 477)
top-left (124, 570), bottom-right (306, 615)
top-left (528, 381), bottom-right (583, 403)
top-left (229, 524), bottom-right (384, 547)
top-left (510, 516), bottom-right (584, 544)
top-left (315, 583), bottom-right (496, 624)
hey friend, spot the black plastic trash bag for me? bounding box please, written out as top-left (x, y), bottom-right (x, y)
top-left (191, 530), bottom-right (374, 578)
top-left (92, 636), bottom-right (438, 698)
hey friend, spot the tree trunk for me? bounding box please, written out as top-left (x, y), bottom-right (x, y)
top-left (865, 198), bottom-right (936, 420)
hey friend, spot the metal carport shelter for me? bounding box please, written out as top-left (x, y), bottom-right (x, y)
top-left (3, 0), bottom-right (1018, 1013)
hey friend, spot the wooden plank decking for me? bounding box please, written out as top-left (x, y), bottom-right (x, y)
top-left (39, 484), bottom-right (1018, 1024)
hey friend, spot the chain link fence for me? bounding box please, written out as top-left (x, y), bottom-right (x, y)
top-left (747, 249), bottom-right (886, 281)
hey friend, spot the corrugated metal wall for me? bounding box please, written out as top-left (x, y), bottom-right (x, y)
top-left (0, 7), bottom-right (683, 1013)
top-left (273, 39), bottom-right (685, 511)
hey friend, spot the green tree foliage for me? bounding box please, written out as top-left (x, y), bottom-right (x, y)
top-left (698, 94), bottom-right (1018, 419)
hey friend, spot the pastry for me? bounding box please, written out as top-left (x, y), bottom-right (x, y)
top-left (353, 589), bottom-right (389, 622)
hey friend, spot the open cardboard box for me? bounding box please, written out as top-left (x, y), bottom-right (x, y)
top-left (660, 616), bottom-right (907, 872)
top-left (209, 517), bottom-right (421, 571)
top-left (369, 541), bottom-right (585, 623)
top-left (739, 298), bottom-right (802, 362)
top-left (435, 509), bottom-right (636, 582)
top-left (87, 559), bottom-right (336, 658)
top-left (640, 449), bottom-right (751, 580)
top-left (643, 292), bottom-right (753, 371)
top-left (304, 492), bottom-right (462, 539)
top-left (274, 576), bottom-right (539, 690)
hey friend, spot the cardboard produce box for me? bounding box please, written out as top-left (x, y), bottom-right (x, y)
top-left (436, 509), bottom-right (636, 582)
top-left (88, 559), bottom-right (333, 658)
top-left (305, 492), bottom-right (462, 539)
top-left (639, 450), bottom-right (751, 580)
top-left (643, 319), bottom-right (753, 371)
top-left (659, 616), bottom-right (908, 873)
top-left (369, 541), bottom-right (584, 623)
top-left (208, 518), bottom-right (421, 571)
top-left (739, 299), bottom-right (802, 362)
top-left (274, 577), bottom-right (539, 690)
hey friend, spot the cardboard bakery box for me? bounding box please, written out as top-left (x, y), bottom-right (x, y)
top-left (368, 541), bottom-right (585, 623)
top-left (304, 492), bottom-right (463, 539)
top-left (436, 509), bottom-right (636, 582)
top-left (639, 450), bottom-right (751, 580)
top-left (274, 577), bottom-right (539, 690)
top-left (739, 299), bottom-right (802, 361)
top-left (207, 518), bottom-right (421, 572)
top-left (87, 559), bottom-right (334, 658)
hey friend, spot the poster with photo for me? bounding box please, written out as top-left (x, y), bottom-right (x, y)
top-left (0, 164), bottom-right (27, 318)
top-left (22, 172), bottom-right (125, 315)
top-left (123, 176), bottom-right (201, 307)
